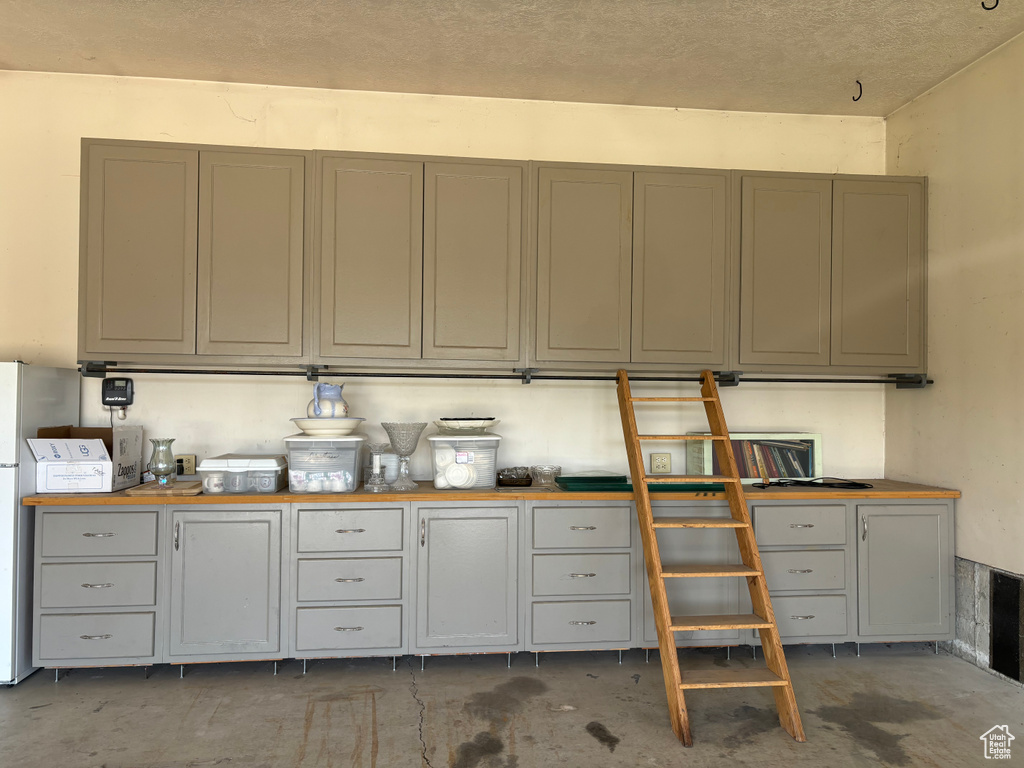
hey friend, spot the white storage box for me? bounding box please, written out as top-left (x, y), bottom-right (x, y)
top-left (198, 454), bottom-right (288, 494)
top-left (284, 435), bottom-right (365, 493)
top-left (31, 425), bottom-right (144, 492)
top-left (427, 433), bottom-right (501, 490)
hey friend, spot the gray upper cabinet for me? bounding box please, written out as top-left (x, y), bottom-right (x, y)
top-left (197, 151), bottom-right (306, 357)
top-left (831, 180), bottom-right (924, 369)
top-left (632, 171), bottom-right (729, 366)
top-left (739, 175), bottom-right (833, 367)
top-left (316, 156), bottom-right (423, 360)
top-left (80, 143), bottom-right (199, 357)
top-left (423, 162), bottom-right (524, 362)
top-left (536, 167), bottom-right (633, 363)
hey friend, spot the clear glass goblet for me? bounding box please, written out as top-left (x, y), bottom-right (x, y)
top-left (364, 442), bottom-right (392, 493)
top-left (381, 422), bottom-right (427, 492)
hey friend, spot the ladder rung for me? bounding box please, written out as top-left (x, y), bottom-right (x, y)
top-left (653, 517), bottom-right (747, 529)
top-left (661, 564), bottom-right (760, 578)
top-left (669, 613), bottom-right (773, 632)
top-left (678, 668), bottom-right (788, 690)
top-left (637, 434), bottom-right (727, 441)
top-left (628, 397), bottom-right (715, 402)
top-left (645, 475), bottom-right (740, 484)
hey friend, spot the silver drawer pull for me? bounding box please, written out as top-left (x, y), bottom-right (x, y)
top-left (569, 573), bottom-right (597, 578)
top-left (81, 583), bottom-right (114, 589)
top-left (335, 528), bottom-right (366, 534)
top-left (789, 524), bottom-right (814, 529)
top-left (569, 620), bottom-right (597, 626)
top-left (790, 615), bottom-right (815, 621)
top-left (79, 634), bottom-right (113, 640)
top-left (787, 569), bottom-right (813, 574)
top-left (333, 626), bottom-right (364, 632)
top-left (82, 532), bottom-right (116, 538)
top-left (334, 577), bottom-right (365, 583)
top-left (569, 526), bottom-right (597, 531)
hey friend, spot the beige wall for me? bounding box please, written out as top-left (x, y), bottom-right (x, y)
top-left (0, 70), bottom-right (887, 480)
top-left (886, 34), bottom-right (1024, 573)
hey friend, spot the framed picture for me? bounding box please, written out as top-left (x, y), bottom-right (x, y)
top-left (685, 432), bottom-right (822, 483)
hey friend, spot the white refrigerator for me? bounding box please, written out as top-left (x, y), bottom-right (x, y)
top-left (0, 362), bottom-right (79, 683)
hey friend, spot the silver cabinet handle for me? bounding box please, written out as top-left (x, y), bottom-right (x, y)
top-left (82, 532), bottom-right (115, 538)
top-left (569, 573), bottom-right (597, 578)
top-left (334, 577), bottom-right (365, 583)
top-left (335, 528), bottom-right (366, 534)
top-left (174, 521), bottom-right (180, 551)
top-left (790, 615), bottom-right (815, 621)
top-left (569, 526), bottom-right (597, 531)
top-left (81, 583), bottom-right (114, 589)
top-left (862, 515), bottom-right (868, 541)
top-left (333, 626), bottom-right (364, 632)
top-left (80, 634), bottom-right (113, 640)
top-left (787, 569), bottom-right (813, 574)
top-left (789, 524), bottom-right (814, 528)
top-left (420, 519), bottom-right (426, 547)
top-left (569, 620), bottom-right (597, 626)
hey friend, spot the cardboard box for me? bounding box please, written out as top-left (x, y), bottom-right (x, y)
top-left (29, 426), bottom-right (144, 492)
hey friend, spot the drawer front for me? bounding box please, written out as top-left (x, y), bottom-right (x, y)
top-left (753, 505), bottom-right (846, 546)
top-left (40, 562), bottom-right (157, 608)
top-left (533, 506), bottom-right (631, 549)
top-left (761, 550), bottom-right (845, 591)
top-left (38, 612), bottom-right (156, 660)
top-left (297, 507), bottom-right (404, 552)
top-left (295, 606), bottom-right (403, 652)
top-left (533, 554), bottom-right (630, 596)
top-left (297, 558), bottom-right (402, 602)
top-left (532, 600), bottom-right (631, 645)
top-left (40, 511), bottom-right (158, 557)
top-left (771, 595), bottom-right (847, 638)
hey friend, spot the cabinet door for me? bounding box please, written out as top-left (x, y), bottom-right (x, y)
top-left (80, 143), bottom-right (198, 357)
top-left (831, 180), bottom-right (924, 369)
top-left (536, 167), bottom-right (633, 362)
top-left (739, 176), bottom-right (832, 366)
top-left (632, 171), bottom-right (729, 365)
top-left (197, 151), bottom-right (306, 357)
top-left (857, 504), bottom-right (952, 637)
top-left (423, 162), bottom-right (523, 361)
top-left (169, 509), bottom-right (281, 657)
top-left (318, 156), bottom-right (423, 359)
top-left (415, 506), bottom-right (518, 649)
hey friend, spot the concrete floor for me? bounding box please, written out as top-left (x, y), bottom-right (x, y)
top-left (0, 643), bottom-right (1020, 767)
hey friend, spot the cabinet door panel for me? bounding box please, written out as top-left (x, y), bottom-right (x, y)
top-left (81, 144), bottom-right (198, 356)
top-left (318, 157), bottom-right (423, 359)
top-left (740, 176), bottom-right (832, 366)
top-left (831, 180), bottom-right (924, 368)
top-left (536, 167), bottom-right (632, 362)
top-left (633, 172), bottom-right (728, 365)
top-left (197, 151), bottom-right (305, 357)
top-left (424, 162), bottom-right (523, 361)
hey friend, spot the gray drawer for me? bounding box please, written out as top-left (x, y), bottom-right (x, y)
top-left (297, 558), bottom-right (402, 602)
top-left (40, 562), bottom-right (157, 608)
top-left (533, 506), bottom-right (631, 549)
top-left (40, 511), bottom-right (158, 557)
top-left (753, 505), bottom-right (846, 546)
top-left (761, 550), bottom-right (845, 591)
top-left (771, 596), bottom-right (847, 638)
top-left (533, 554), bottom-right (630, 596)
top-left (297, 507), bottom-right (404, 552)
top-left (38, 612), bottom-right (156, 660)
top-left (532, 600), bottom-right (631, 645)
top-left (295, 606), bottom-right (403, 652)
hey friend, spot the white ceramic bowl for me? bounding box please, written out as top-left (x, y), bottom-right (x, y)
top-left (290, 417), bottom-right (365, 436)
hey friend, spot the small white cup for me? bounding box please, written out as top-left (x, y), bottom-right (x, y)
top-left (203, 472), bottom-right (225, 493)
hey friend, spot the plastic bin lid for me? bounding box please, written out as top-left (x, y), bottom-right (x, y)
top-left (283, 433), bottom-right (366, 443)
top-left (198, 453), bottom-right (288, 470)
top-left (427, 432), bottom-right (501, 441)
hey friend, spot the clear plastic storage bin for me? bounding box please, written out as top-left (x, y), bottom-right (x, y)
top-left (284, 434), bottom-right (365, 493)
top-left (198, 454), bottom-right (288, 494)
top-left (427, 433), bottom-right (501, 490)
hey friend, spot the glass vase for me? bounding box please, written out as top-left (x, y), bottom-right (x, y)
top-left (148, 438), bottom-right (176, 487)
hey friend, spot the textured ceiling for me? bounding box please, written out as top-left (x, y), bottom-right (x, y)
top-left (3, 0), bottom-right (1024, 116)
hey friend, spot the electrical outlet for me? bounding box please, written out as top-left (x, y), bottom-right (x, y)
top-left (651, 453), bottom-right (671, 474)
top-left (175, 454), bottom-right (196, 476)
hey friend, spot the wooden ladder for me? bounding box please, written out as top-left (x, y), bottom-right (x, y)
top-left (616, 368), bottom-right (806, 747)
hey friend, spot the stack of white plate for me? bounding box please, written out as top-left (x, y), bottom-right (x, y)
top-left (430, 436), bottom-right (498, 489)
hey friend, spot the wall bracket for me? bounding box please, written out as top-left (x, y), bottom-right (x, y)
top-left (515, 367), bottom-right (540, 384)
top-left (81, 361), bottom-right (114, 378)
top-left (888, 373), bottom-right (930, 389)
top-left (305, 365), bottom-right (324, 381)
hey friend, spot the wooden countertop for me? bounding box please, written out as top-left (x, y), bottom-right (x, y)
top-left (22, 478), bottom-right (959, 506)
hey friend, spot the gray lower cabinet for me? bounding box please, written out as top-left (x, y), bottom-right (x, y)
top-left (413, 502), bottom-right (521, 652)
top-left (168, 507), bottom-right (283, 660)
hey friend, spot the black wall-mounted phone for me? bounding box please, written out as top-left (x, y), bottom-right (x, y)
top-left (101, 377), bottom-right (134, 407)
